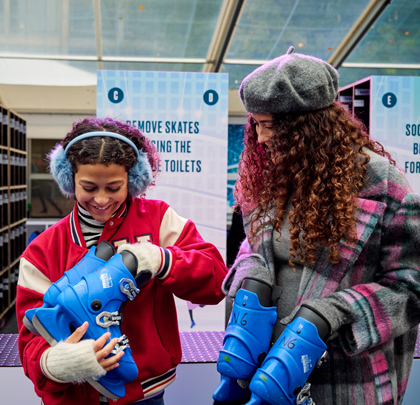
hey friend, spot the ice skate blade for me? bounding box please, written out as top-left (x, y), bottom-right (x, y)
top-left (88, 378), bottom-right (122, 400)
top-left (23, 314), bottom-right (41, 336)
top-left (32, 314), bottom-right (59, 347)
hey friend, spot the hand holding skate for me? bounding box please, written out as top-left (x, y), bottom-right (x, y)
top-left (40, 321), bottom-right (122, 384)
top-left (117, 242), bottom-right (172, 282)
top-left (31, 249), bottom-right (141, 400)
top-left (213, 278), bottom-right (277, 404)
top-left (244, 306), bottom-right (330, 405)
top-left (23, 241), bottom-right (115, 335)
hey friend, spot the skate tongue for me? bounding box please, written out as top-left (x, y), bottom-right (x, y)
top-left (120, 250), bottom-right (138, 276)
top-left (95, 240), bottom-right (115, 261)
top-left (135, 269), bottom-right (152, 287)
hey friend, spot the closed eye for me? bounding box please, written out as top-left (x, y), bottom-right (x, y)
top-left (82, 186), bottom-right (122, 192)
top-left (251, 119), bottom-right (273, 130)
top-left (108, 187), bottom-right (122, 192)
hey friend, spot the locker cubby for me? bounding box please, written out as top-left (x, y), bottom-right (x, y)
top-left (0, 104), bottom-right (27, 320)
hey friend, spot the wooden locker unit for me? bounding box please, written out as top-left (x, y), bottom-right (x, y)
top-left (0, 104), bottom-right (27, 320)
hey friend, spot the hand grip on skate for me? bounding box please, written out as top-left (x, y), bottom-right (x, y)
top-left (245, 307), bottom-right (330, 405)
top-left (23, 241), bottom-right (115, 335)
top-left (32, 250), bottom-right (141, 400)
top-left (213, 278), bottom-right (277, 404)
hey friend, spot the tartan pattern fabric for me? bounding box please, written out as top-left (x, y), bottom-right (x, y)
top-left (224, 150), bottom-right (420, 404)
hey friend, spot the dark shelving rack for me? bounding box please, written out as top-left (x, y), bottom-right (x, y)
top-left (0, 104), bottom-right (27, 320)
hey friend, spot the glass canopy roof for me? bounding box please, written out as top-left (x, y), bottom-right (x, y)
top-left (0, 0), bottom-right (419, 92)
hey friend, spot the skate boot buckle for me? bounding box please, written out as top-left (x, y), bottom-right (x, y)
top-left (112, 334), bottom-right (130, 354)
top-left (96, 311), bottom-right (122, 327)
top-left (120, 278), bottom-right (139, 300)
top-left (316, 350), bottom-right (328, 368)
top-left (296, 383), bottom-right (315, 405)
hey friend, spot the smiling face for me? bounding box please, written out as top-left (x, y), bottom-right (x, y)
top-left (251, 113), bottom-right (275, 147)
top-left (74, 163), bottom-right (128, 222)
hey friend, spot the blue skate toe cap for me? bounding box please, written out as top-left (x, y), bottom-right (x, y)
top-left (217, 351), bottom-right (257, 379)
top-left (212, 376), bottom-right (250, 402)
top-left (250, 370), bottom-right (294, 405)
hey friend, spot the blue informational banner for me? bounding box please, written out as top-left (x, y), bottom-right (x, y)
top-left (97, 70), bottom-right (228, 331)
top-left (370, 76), bottom-right (420, 193)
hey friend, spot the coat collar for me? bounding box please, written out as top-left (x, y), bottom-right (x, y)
top-left (69, 201), bottom-right (128, 248)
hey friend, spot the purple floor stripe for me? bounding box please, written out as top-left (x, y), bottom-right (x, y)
top-left (0, 331), bottom-right (224, 367)
top-left (0, 334), bottom-right (21, 367)
top-left (180, 331), bottom-right (224, 363)
top-left (1, 328), bottom-right (419, 367)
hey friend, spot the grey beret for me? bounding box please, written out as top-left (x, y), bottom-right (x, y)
top-left (239, 46), bottom-right (339, 114)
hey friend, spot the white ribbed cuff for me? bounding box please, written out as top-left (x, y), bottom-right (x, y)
top-left (42, 340), bottom-right (106, 384)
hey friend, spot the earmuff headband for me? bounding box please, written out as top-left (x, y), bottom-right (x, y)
top-left (64, 131), bottom-right (140, 159)
top-left (50, 130), bottom-right (153, 198)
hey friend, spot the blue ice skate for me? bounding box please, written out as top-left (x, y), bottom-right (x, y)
top-left (23, 241), bottom-right (115, 335)
top-left (245, 314), bottom-right (328, 405)
top-left (32, 250), bottom-right (145, 400)
top-left (213, 278), bottom-right (277, 404)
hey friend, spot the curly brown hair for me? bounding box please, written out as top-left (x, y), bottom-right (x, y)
top-left (61, 117), bottom-right (160, 185)
top-left (235, 102), bottom-right (395, 266)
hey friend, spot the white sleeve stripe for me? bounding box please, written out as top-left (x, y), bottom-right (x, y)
top-left (157, 248), bottom-right (172, 280)
top-left (18, 258), bottom-right (51, 295)
top-left (159, 206), bottom-right (188, 248)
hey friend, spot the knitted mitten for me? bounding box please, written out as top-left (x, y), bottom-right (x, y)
top-left (117, 242), bottom-right (172, 282)
top-left (41, 340), bottom-right (106, 383)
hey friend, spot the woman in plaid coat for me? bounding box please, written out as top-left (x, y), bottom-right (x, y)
top-left (221, 46), bottom-right (420, 405)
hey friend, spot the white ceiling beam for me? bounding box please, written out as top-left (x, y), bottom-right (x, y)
top-left (328, 0), bottom-right (392, 69)
top-left (62, 0), bottom-right (69, 55)
top-left (0, 53), bottom-right (98, 61)
top-left (341, 62), bottom-right (420, 69)
top-left (202, 0), bottom-right (247, 72)
top-left (102, 56), bottom-right (206, 64)
top-left (93, 0), bottom-right (103, 70)
top-left (223, 58), bottom-right (268, 66)
top-left (0, 53), bottom-right (205, 64)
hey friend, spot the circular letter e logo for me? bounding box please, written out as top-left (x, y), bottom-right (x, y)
top-left (382, 92), bottom-right (397, 108)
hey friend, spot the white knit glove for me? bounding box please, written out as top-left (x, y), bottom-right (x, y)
top-left (117, 242), bottom-right (172, 283)
top-left (41, 340), bottom-right (106, 383)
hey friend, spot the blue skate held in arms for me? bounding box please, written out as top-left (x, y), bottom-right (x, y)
top-left (213, 278), bottom-right (277, 405)
top-left (32, 250), bottom-right (142, 400)
top-left (245, 312), bottom-right (328, 405)
top-left (23, 241), bottom-right (115, 335)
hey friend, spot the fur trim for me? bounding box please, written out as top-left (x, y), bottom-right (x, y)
top-left (48, 144), bottom-right (75, 197)
top-left (48, 142), bottom-right (153, 198)
top-left (127, 149), bottom-right (153, 196)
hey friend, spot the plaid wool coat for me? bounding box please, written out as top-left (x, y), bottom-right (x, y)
top-left (223, 150), bottom-right (420, 405)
